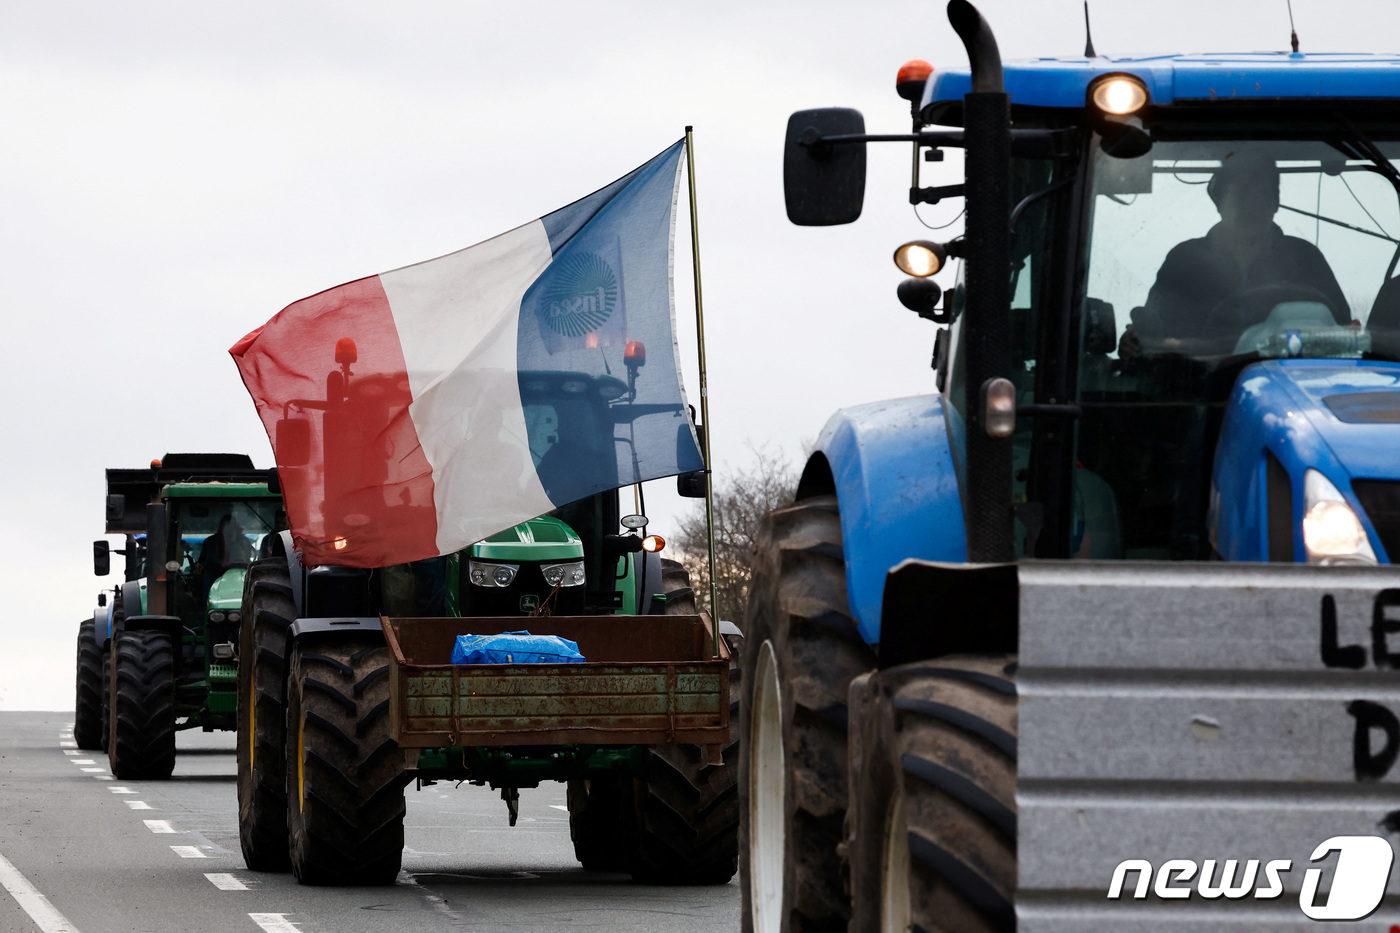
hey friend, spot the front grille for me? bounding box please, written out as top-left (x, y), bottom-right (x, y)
top-left (1351, 480), bottom-right (1400, 562)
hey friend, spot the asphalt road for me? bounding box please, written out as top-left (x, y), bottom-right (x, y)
top-left (0, 712), bottom-right (738, 933)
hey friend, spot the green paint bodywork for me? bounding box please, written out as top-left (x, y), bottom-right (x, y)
top-left (162, 482), bottom-right (277, 499)
top-left (414, 744), bottom-right (646, 784)
top-left (207, 568), bottom-right (245, 610)
top-left (470, 515), bottom-right (584, 563)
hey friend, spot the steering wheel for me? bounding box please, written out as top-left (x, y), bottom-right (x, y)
top-left (1208, 282), bottom-right (1344, 334)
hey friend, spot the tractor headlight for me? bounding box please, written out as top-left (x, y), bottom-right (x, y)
top-left (541, 561), bottom-right (586, 587)
top-left (468, 561), bottom-right (519, 587)
top-left (1090, 75), bottom-right (1149, 116)
top-left (208, 610), bottom-right (227, 623)
top-left (226, 610), bottom-right (241, 623)
top-left (1302, 470), bottom-right (1376, 565)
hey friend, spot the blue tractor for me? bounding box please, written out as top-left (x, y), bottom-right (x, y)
top-left (740, 2), bottom-right (1400, 930)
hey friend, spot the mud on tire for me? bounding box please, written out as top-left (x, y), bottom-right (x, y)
top-left (847, 656), bottom-right (1018, 933)
top-left (285, 635), bottom-right (406, 885)
top-left (108, 629), bottom-right (176, 780)
top-left (75, 620), bottom-right (104, 750)
top-left (237, 559), bottom-right (296, 871)
top-left (739, 494), bottom-right (875, 933)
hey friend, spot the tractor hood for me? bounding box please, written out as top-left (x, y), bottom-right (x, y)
top-left (208, 568), bottom-right (247, 611)
top-left (470, 515), bottom-right (583, 563)
top-left (1268, 359), bottom-right (1400, 480)
top-left (1211, 359), bottom-right (1400, 562)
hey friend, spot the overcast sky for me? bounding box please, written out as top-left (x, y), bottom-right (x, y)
top-left (3, 0), bottom-right (1396, 709)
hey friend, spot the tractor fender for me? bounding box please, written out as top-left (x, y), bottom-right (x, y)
top-left (797, 394), bottom-right (965, 646)
top-left (93, 604), bottom-right (114, 646)
top-left (116, 614), bottom-right (183, 644)
top-left (289, 617), bottom-right (385, 641)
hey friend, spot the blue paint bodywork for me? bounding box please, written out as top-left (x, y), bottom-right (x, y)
top-left (1211, 360), bottom-right (1400, 563)
top-left (923, 53), bottom-right (1400, 113)
top-left (809, 395), bottom-right (966, 644)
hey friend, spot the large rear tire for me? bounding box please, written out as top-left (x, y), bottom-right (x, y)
top-left (285, 635), bottom-right (405, 885)
top-left (847, 656), bottom-right (1018, 933)
top-left (75, 620), bottom-right (104, 750)
top-left (237, 560), bottom-right (295, 871)
top-left (630, 560), bottom-right (740, 885)
top-left (740, 495), bottom-right (875, 933)
top-left (107, 629), bottom-right (176, 780)
top-left (100, 650), bottom-right (111, 752)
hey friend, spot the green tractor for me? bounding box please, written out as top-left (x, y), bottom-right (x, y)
top-left (91, 453), bottom-right (284, 779)
top-left (237, 364), bottom-right (737, 884)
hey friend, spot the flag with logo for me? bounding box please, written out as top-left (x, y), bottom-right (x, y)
top-left (231, 140), bottom-right (704, 567)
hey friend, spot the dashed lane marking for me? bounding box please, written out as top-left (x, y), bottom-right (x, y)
top-left (108, 786), bottom-right (135, 794)
top-left (170, 846), bottom-right (207, 859)
top-left (91, 775), bottom-right (113, 781)
top-left (80, 768), bottom-right (104, 773)
top-left (144, 821), bottom-right (175, 834)
top-left (61, 751), bottom-right (77, 757)
top-left (249, 914), bottom-right (300, 933)
top-left (204, 873), bottom-right (249, 891)
top-left (71, 760), bottom-right (95, 765)
top-left (0, 848), bottom-right (81, 933)
top-left (125, 801), bottom-right (153, 810)
top-left (549, 805), bottom-right (569, 812)
top-left (58, 741), bottom-right (75, 748)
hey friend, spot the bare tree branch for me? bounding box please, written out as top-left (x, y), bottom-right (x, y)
top-left (672, 443), bottom-right (798, 622)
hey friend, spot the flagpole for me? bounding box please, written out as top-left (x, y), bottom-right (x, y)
top-left (684, 126), bottom-right (720, 659)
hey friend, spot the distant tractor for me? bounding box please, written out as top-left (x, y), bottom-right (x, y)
top-left (90, 454), bottom-right (283, 779)
top-left (236, 351), bottom-right (739, 884)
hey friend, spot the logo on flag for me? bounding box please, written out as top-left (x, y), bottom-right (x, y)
top-left (230, 140), bottom-right (704, 568)
top-left (530, 236), bottom-right (626, 352)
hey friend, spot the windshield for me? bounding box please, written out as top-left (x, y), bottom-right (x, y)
top-left (1076, 132), bottom-right (1400, 561)
top-left (171, 498), bottom-right (286, 620)
top-left (1085, 137), bottom-right (1400, 373)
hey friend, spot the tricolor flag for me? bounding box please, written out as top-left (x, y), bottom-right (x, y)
top-left (231, 140), bottom-right (704, 568)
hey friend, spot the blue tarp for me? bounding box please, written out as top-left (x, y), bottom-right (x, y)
top-left (450, 630), bottom-right (586, 665)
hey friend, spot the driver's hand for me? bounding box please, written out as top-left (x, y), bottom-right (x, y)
top-left (1118, 325), bottom-right (1142, 360)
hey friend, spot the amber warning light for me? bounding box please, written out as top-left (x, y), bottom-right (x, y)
top-left (624, 340), bottom-right (646, 366)
top-left (896, 59), bottom-right (934, 103)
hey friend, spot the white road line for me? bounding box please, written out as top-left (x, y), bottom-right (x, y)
top-left (58, 741), bottom-right (75, 748)
top-left (71, 760), bottom-right (94, 765)
top-left (61, 751), bottom-right (77, 757)
top-left (204, 873), bottom-right (249, 891)
top-left (124, 801), bottom-right (153, 810)
top-left (91, 775), bottom-right (113, 781)
top-left (549, 804), bottom-right (569, 812)
top-left (0, 848), bottom-right (81, 933)
top-left (143, 820), bottom-right (175, 834)
top-left (249, 914), bottom-right (300, 933)
top-left (80, 768), bottom-right (104, 773)
top-left (170, 846), bottom-right (207, 859)
top-left (108, 786), bottom-right (135, 794)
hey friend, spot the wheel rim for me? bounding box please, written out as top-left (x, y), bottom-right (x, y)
top-left (750, 640), bottom-right (785, 933)
top-left (882, 784), bottom-right (912, 933)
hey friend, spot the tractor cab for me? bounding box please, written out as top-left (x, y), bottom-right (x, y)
top-left (918, 58), bottom-right (1400, 563)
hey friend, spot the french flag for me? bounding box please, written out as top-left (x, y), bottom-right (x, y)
top-left (231, 140), bottom-right (703, 568)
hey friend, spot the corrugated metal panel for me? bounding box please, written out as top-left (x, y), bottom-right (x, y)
top-left (1017, 560), bottom-right (1400, 931)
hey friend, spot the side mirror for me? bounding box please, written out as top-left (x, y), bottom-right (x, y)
top-left (266, 468), bottom-right (281, 496)
top-left (98, 592), bottom-right (107, 607)
top-left (784, 108), bottom-right (867, 226)
top-left (93, 540), bottom-right (110, 577)
top-left (276, 418), bottom-right (312, 468)
top-left (105, 494), bottom-right (125, 524)
top-left (677, 471), bottom-right (707, 498)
